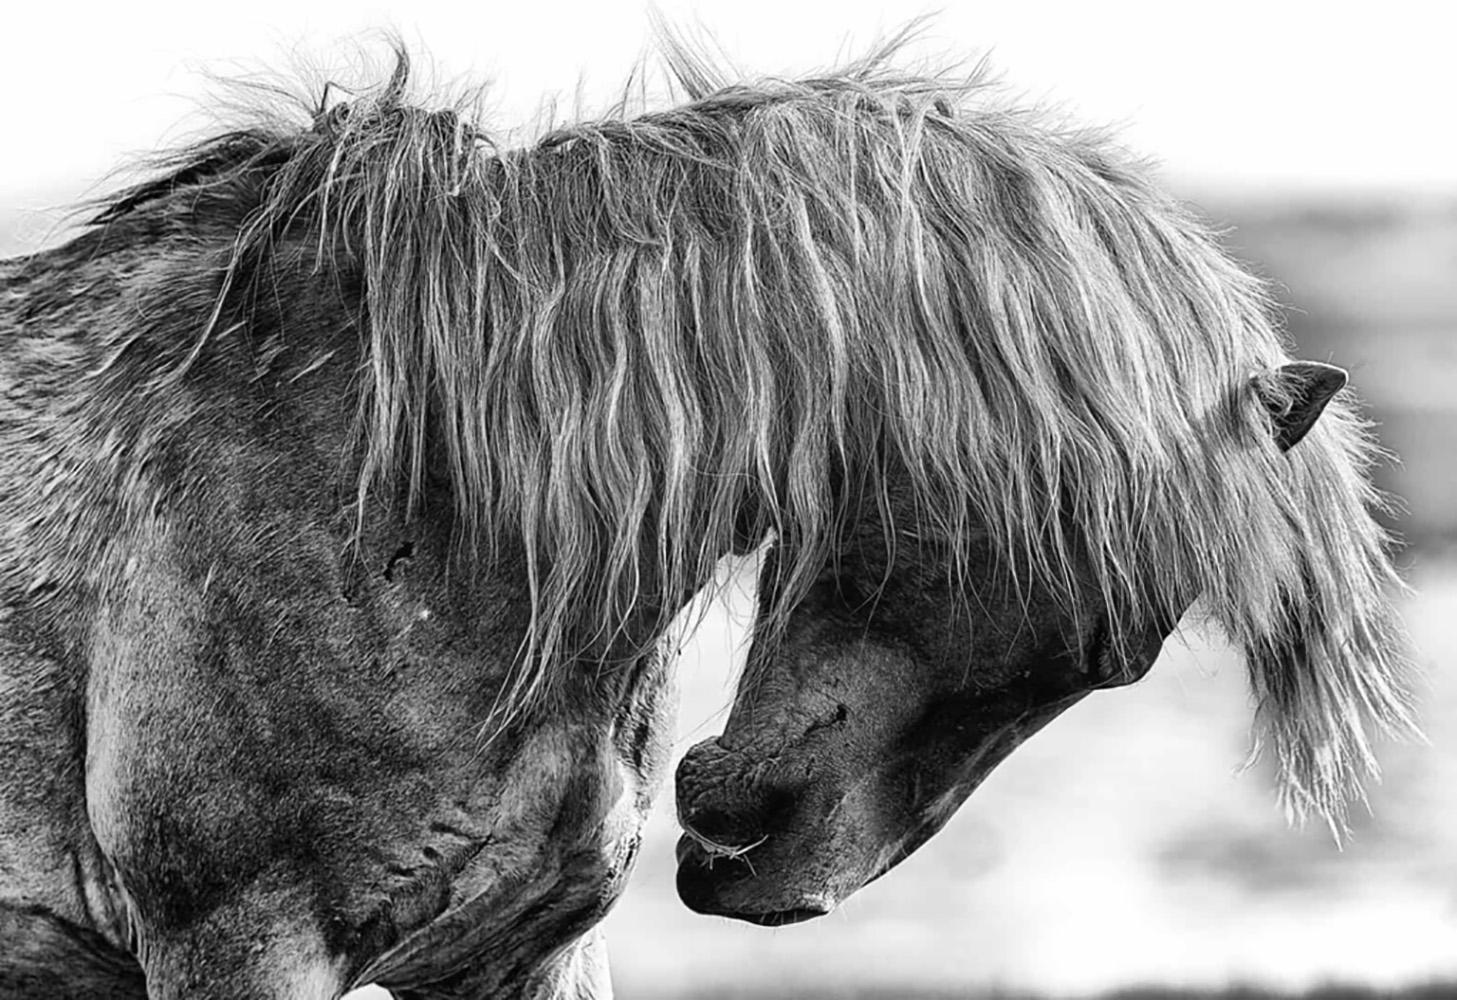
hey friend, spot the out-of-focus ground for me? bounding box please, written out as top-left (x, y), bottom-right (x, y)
top-left (3, 195), bottom-right (1453, 998)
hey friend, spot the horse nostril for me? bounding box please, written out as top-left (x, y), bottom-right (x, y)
top-left (679, 805), bottom-right (769, 860)
top-left (679, 804), bottom-right (744, 846)
top-left (676, 740), bottom-right (775, 855)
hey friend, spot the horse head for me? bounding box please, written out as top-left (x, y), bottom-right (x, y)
top-left (675, 362), bottom-right (1368, 924)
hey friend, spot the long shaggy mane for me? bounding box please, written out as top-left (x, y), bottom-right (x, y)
top-left (89, 31), bottom-right (1413, 825)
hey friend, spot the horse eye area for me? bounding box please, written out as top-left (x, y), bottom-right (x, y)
top-left (383, 541), bottom-right (416, 582)
top-left (1083, 620), bottom-right (1116, 684)
top-left (834, 573), bottom-right (869, 609)
top-left (1087, 620), bottom-right (1142, 689)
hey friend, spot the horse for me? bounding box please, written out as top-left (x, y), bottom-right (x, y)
top-left (0, 33), bottom-right (1413, 1000)
top-left (667, 55), bottom-right (1417, 925)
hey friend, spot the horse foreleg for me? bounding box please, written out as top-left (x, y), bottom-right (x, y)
top-left (133, 888), bottom-right (350, 1000)
top-left (0, 904), bottom-right (147, 1000)
top-left (383, 928), bottom-right (613, 1000)
top-left (522, 929), bottom-right (612, 1000)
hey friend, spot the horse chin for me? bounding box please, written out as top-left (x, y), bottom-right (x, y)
top-left (673, 835), bottom-right (842, 924)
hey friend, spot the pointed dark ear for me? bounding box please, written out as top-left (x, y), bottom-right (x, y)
top-left (1254, 361), bottom-right (1349, 451)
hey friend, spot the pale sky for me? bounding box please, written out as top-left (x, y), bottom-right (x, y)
top-left (3, 0), bottom-right (1453, 214)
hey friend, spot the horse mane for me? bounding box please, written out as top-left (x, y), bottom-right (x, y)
top-left (90, 32), bottom-right (1413, 827)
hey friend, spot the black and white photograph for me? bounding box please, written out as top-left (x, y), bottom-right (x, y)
top-left (1, 2), bottom-right (1452, 998)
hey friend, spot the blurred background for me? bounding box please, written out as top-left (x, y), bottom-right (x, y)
top-left (2, 2), bottom-right (1452, 997)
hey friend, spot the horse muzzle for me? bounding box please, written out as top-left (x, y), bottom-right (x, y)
top-left (673, 735), bottom-right (866, 924)
top-left (674, 833), bottom-right (836, 925)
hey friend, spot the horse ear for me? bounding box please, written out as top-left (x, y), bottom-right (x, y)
top-left (1254, 361), bottom-right (1349, 452)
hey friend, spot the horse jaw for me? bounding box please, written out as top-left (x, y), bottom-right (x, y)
top-left (673, 697), bottom-right (1073, 925)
